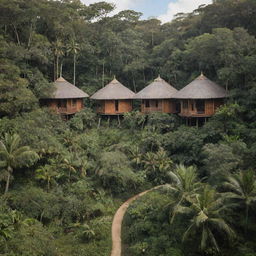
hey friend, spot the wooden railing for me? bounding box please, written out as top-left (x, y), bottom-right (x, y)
top-left (56, 107), bottom-right (78, 114)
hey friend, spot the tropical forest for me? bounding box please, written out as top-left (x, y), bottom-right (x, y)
top-left (1, 0), bottom-right (256, 255)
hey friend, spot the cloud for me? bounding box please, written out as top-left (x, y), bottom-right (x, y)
top-left (81, 0), bottom-right (143, 14)
top-left (158, 0), bottom-right (212, 23)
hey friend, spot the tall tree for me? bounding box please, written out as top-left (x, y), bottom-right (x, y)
top-left (66, 39), bottom-right (80, 85)
top-left (223, 170), bottom-right (256, 232)
top-left (180, 185), bottom-right (235, 253)
top-left (167, 164), bottom-right (201, 223)
top-left (0, 133), bottom-right (39, 194)
top-left (52, 39), bottom-right (64, 80)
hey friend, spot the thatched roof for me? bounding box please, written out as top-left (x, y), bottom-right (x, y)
top-left (90, 78), bottom-right (135, 100)
top-left (173, 74), bottom-right (227, 99)
top-left (134, 76), bottom-right (177, 99)
top-left (45, 77), bottom-right (89, 99)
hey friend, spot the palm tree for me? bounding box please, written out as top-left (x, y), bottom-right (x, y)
top-left (66, 39), bottom-right (80, 85)
top-left (182, 185), bottom-right (235, 253)
top-left (129, 146), bottom-right (143, 168)
top-left (167, 164), bottom-right (201, 223)
top-left (223, 170), bottom-right (256, 232)
top-left (143, 148), bottom-right (173, 184)
top-left (35, 164), bottom-right (58, 192)
top-left (0, 133), bottom-right (39, 194)
top-left (52, 39), bottom-right (64, 79)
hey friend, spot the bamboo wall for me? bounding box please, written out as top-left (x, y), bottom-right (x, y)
top-left (96, 100), bottom-right (133, 115)
top-left (141, 99), bottom-right (177, 114)
top-left (179, 99), bottom-right (224, 117)
top-left (41, 98), bottom-right (84, 115)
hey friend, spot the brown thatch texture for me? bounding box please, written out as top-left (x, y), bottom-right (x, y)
top-left (46, 77), bottom-right (89, 99)
top-left (134, 76), bottom-right (177, 99)
top-left (172, 74), bottom-right (227, 99)
top-left (90, 78), bottom-right (135, 100)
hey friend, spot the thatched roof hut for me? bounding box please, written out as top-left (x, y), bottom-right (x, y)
top-left (173, 73), bottom-right (227, 120)
top-left (49, 77), bottom-right (89, 99)
top-left (134, 76), bottom-right (177, 99)
top-left (90, 78), bottom-right (135, 100)
top-left (134, 76), bottom-right (178, 114)
top-left (173, 73), bottom-right (227, 99)
top-left (91, 78), bottom-right (135, 115)
top-left (40, 77), bottom-right (89, 117)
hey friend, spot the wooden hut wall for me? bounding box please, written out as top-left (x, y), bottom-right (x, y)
top-left (141, 99), bottom-right (176, 114)
top-left (162, 100), bottom-right (177, 113)
top-left (180, 99), bottom-right (224, 117)
top-left (97, 100), bottom-right (132, 114)
top-left (45, 98), bottom-right (84, 115)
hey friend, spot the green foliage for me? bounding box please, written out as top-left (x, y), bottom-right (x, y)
top-left (181, 185), bottom-right (235, 253)
top-left (1, 0), bottom-right (256, 255)
top-left (142, 148), bottom-right (173, 184)
top-left (167, 164), bottom-right (201, 223)
top-left (68, 108), bottom-right (97, 131)
top-left (222, 170), bottom-right (256, 232)
top-left (202, 141), bottom-right (246, 183)
top-left (0, 133), bottom-right (39, 194)
top-left (96, 150), bottom-right (144, 194)
top-left (163, 126), bottom-right (204, 165)
top-left (123, 111), bottom-right (146, 130)
top-left (0, 60), bottom-right (37, 117)
top-left (146, 112), bottom-right (181, 133)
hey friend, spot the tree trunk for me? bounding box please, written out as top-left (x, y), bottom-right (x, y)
top-left (245, 204), bottom-right (249, 234)
top-left (12, 24), bottom-right (20, 45)
top-left (4, 168), bottom-right (12, 194)
top-left (73, 54), bottom-right (76, 85)
top-left (47, 178), bottom-right (50, 192)
top-left (102, 60), bottom-right (105, 88)
top-left (53, 58), bottom-right (56, 81)
top-left (27, 23), bottom-right (33, 49)
top-left (56, 56), bottom-right (59, 79)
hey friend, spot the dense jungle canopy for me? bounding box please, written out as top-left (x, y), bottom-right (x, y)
top-left (1, 0), bottom-right (256, 255)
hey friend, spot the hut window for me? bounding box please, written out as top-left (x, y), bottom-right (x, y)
top-left (145, 100), bottom-right (150, 108)
top-left (191, 102), bottom-right (194, 111)
top-left (155, 100), bottom-right (159, 108)
top-left (72, 99), bottom-right (77, 107)
top-left (115, 100), bottom-right (119, 112)
top-left (62, 100), bottom-right (67, 108)
top-left (196, 100), bottom-right (205, 113)
top-left (183, 100), bottom-right (188, 109)
top-left (176, 102), bottom-right (181, 113)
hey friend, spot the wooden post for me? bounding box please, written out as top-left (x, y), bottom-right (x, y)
top-left (107, 116), bottom-right (110, 127)
top-left (196, 118), bottom-right (199, 128)
top-left (97, 116), bottom-right (101, 129)
top-left (117, 115), bottom-right (121, 127)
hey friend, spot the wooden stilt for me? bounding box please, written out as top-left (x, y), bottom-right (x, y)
top-left (196, 118), bottom-right (199, 128)
top-left (117, 115), bottom-right (121, 127)
top-left (97, 116), bottom-right (101, 129)
top-left (107, 116), bottom-right (110, 127)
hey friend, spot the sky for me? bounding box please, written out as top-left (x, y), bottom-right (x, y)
top-left (81, 0), bottom-right (213, 23)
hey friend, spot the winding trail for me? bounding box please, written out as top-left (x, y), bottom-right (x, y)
top-left (110, 185), bottom-right (164, 256)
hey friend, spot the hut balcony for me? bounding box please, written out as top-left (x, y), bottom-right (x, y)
top-left (141, 99), bottom-right (177, 114)
top-left (56, 106), bottom-right (79, 115)
top-left (96, 100), bottom-right (133, 115)
top-left (179, 99), bottom-right (224, 118)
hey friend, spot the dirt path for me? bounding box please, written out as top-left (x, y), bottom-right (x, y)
top-left (110, 186), bottom-right (164, 256)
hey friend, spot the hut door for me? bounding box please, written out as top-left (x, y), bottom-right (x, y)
top-left (115, 100), bottom-right (119, 112)
top-left (196, 100), bottom-right (205, 114)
